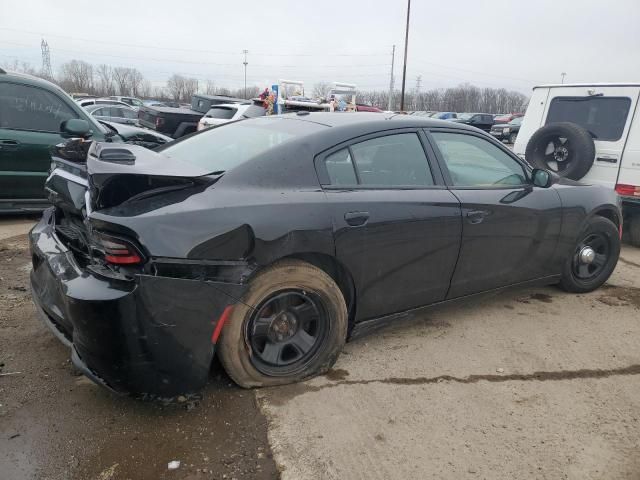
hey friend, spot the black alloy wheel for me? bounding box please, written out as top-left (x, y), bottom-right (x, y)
top-left (246, 290), bottom-right (329, 376)
top-left (571, 232), bottom-right (610, 281)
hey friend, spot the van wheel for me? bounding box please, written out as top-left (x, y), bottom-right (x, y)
top-left (217, 259), bottom-right (348, 388)
top-left (525, 122), bottom-right (595, 180)
top-left (559, 217), bottom-right (620, 293)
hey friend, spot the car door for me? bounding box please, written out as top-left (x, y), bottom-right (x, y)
top-left (316, 129), bottom-right (462, 321)
top-left (427, 129), bottom-right (562, 299)
top-left (0, 81), bottom-right (79, 200)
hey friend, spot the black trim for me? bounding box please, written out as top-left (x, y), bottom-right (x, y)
top-left (350, 274), bottom-right (561, 340)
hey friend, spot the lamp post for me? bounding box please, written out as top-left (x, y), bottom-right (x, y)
top-left (243, 49), bottom-right (249, 98)
top-left (399, 0), bottom-right (411, 111)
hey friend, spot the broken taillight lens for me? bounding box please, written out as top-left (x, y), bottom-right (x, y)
top-left (95, 232), bottom-right (143, 265)
top-left (615, 184), bottom-right (640, 197)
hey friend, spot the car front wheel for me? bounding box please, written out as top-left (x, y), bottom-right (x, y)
top-left (559, 216), bottom-right (620, 293)
top-left (217, 259), bottom-right (348, 388)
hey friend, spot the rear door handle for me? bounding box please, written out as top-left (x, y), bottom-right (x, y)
top-left (466, 210), bottom-right (490, 224)
top-left (344, 211), bottom-right (369, 227)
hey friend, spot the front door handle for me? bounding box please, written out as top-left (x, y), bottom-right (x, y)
top-left (344, 211), bottom-right (369, 227)
top-left (466, 210), bottom-right (490, 224)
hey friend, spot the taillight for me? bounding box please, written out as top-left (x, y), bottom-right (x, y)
top-left (95, 232), bottom-right (143, 265)
top-left (615, 184), bottom-right (640, 197)
top-left (155, 117), bottom-right (165, 128)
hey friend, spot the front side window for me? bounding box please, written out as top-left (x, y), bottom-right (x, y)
top-left (0, 82), bottom-right (78, 132)
top-left (546, 96), bottom-right (631, 141)
top-left (432, 132), bottom-right (527, 187)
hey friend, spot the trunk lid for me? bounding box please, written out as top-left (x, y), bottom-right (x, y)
top-left (46, 140), bottom-right (215, 268)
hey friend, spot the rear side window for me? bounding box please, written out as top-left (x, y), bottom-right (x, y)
top-left (546, 96), bottom-right (631, 141)
top-left (323, 133), bottom-right (434, 187)
top-left (205, 107), bottom-right (236, 119)
top-left (325, 149), bottom-right (357, 185)
top-left (0, 82), bottom-right (78, 132)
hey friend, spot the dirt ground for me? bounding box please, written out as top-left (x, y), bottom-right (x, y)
top-left (0, 228), bottom-right (279, 480)
top-left (1, 217), bottom-right (640, 480)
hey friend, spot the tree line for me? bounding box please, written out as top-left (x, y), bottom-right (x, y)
top-left (4, 59), bottom-right (529, 112)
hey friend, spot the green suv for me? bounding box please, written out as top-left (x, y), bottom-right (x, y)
top-left (0, 69), bottom-right (171, 213)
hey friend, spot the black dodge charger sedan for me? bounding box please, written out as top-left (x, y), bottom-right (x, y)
top-left (30, 112), bottom-right (621, 397)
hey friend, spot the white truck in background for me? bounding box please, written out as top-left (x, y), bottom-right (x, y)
top-left (514, 83), bottom-right (640, 246)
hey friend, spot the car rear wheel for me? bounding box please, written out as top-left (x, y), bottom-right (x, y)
top-left (558, 217), bottom-right (620, 293)
top-left (217, 259), bottom-right (348, 388)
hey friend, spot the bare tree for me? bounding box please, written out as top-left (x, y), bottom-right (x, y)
top-left (59, 60), bottom-right (94, 93)
top-left (312, 82), bottom-right (332, 99)
top-left (96, 64), bottom-right (114, 96)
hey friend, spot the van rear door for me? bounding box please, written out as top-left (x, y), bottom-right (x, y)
top-left (525, 86), bottom-right (639, 189)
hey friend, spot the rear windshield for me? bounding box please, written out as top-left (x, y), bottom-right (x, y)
top-left (242, 104), bottom-right (267, 118)
top-left (546, 96), bottom-right (631, 141)
top-left (160, 117), bottom-right (325, 173)
top-left (205, 106), bottom-right (237, 120)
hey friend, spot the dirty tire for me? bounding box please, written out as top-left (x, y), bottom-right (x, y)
top-left (525, 122), bottom-right (595, 180)
top-left (559, 216), bottom-right (620, 293)
top-left (217, 259), bottom-right (348, 388)
top-left (629, 215), bottom-right (640, 247)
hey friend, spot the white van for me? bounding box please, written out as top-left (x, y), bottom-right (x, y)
top-left (514, 83), bottom-right (640, 246)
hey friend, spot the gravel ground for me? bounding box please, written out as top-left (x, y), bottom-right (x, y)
top-left (1, 217), bottom-right (639, 480)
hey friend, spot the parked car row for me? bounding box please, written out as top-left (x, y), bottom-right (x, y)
top-left (409, 111), bottom-right (524, 142)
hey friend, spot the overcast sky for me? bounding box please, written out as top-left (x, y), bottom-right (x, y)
top-left (1, 0), bottom-right (639, 95)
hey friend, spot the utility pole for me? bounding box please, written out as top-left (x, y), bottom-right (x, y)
top-left (387, 44), bottom-right (395, 111)
top-left (243, 49), bottom-right (249, 98)
top-left (41, 39), bottom-right (52, 80)
top-left (561, 72), bottom-right (566, 84)
top-left (400, 0), bottom-right (411, 111)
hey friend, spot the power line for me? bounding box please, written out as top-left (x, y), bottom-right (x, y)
top-left (0, 27), bottom-right (389, 57)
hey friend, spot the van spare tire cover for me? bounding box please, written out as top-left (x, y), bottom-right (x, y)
top-left (525, 122), bottom-right (595, 180)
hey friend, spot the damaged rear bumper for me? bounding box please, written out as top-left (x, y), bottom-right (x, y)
top-left (29, 208), bottom-right (248, 397)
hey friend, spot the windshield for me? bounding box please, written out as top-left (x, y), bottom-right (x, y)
top-left (160, 117), bottom-right (326, 173)
top-left (509, 117), bottom-right (523, 125)
top-left (457, 113), bottom-right (473, 120)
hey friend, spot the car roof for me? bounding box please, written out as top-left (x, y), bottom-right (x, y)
top-left (0, 69), bottom-right (69, 94)
top-left (255, 112), bottom-right (484, 133)
top-left (534, 82), bottom-right (640, 89)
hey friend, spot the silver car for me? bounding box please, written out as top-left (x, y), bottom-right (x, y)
top-left (85, 104), bottom-right (139, 125)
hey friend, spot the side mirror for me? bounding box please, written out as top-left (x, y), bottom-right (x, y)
top-left (61, 119), bottom-right (92, 138)
top-left (532, 168), bottom-right (553, 188)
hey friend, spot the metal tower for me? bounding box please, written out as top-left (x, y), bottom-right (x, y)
top-left (41, 39), bottom-right (52, 79)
